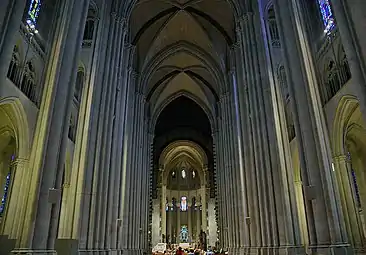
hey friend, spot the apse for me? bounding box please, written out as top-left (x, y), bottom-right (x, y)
top-left (152, 96), bottom-right (214, 198)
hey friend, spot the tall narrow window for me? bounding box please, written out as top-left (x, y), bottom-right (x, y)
top-left (317, 0), bottom-right (335, 34)
top-left (0, 155), bottom-right (14, 216)
top-left (74, 70), bottom-right (84, 102)
top-left (83, 19), bottom-right (95, 40)
top-left (267, 7), bottom-right (280, 47)
top-left (26, 0), bottom-right (41, 32)
top-left (347, 152), bottom-right (362, 209)
top-left (180, 196), bottom-right (187, 211)
top-left (181, 169), bottom-right (186, 179)
top-left (277, 65), bottom-right (289, 100)
top-left (165, 199), bottom-right (169, 212)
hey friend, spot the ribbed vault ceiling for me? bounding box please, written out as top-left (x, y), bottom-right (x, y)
top-left (130, 0), bottom-right (237, 114)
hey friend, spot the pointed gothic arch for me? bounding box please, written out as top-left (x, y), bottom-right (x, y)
top-left (0, 97), bottom-right (30, 159)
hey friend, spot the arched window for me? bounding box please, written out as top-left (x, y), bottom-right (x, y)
top-left (21, 61), bottom-right (37, 105)
top-left (7, 46), bottom-right (21, 84)
top-left (347, 152), bottom-right (362, 209)
top-left (68, 114), bottom-right (77, 142)
top-left (317, 0), bottom-right (335, 35)
top-left (340, 49), bottom-right (351, 84)
top-left (26, 0), bottom-right (41, 27)
top-left (181, 169), bottom-right (186, 179)
top-left (325, 60), bottom-right (340, 98)
top-left (180, 196), bottom-right (187, 211)
top-left (74, 70), bottom-right (84, 102)
top-left (82, 7), bottom-right (97, 47)
top-left (267, 7), bottom-right (280, 47)
top-left (285, 104), bottom-right (296, 141)
top-left (277, 65), bottom-right (289, 100)
top-left (83, 19), bottom-right (95, 41)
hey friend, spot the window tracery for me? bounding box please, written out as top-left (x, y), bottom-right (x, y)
top-left (82, 7), bottom-right (97, 47)
top-left (7, 46), bottom-right (20, 84)
top-left (267, 7), bottom-right (280, 47)
top-left (325, 60), bottom-right (341, 98)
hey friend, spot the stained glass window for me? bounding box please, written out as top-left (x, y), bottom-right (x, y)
top-left (317, 0), bottom-right (335, 35)
top-left (348, 152), bottom-right (362, 208)
top-left (26, 0), bottom-right (41, 32)
top-left (180, 196), bottom-right (187, 211)
top-left (0, 154), bottom-right (14, 216)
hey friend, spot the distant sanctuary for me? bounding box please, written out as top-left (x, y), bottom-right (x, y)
top-left (1, 0), bottom-right (366, 254)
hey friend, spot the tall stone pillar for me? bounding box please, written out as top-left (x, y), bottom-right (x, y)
top-left (274, 0), bottom-right (351, 253)
top-left (168, 204), bottom-right (172, 243)
top-left (16, 0), bottom-right (90, 250)
top-left (188, 201), bottom-right (192, 242)
top-left (0, 0), bottom-right (27, 86)
top-left (230, 62), bottom-right (251, 252)
top-left (120, 66), bottom-right (137, 252)
top-left (177, 202), bottom-right (181, 241)
top-left (196, 205), bottom-right (201, 242)
top-left (201, 186), bottom-right (207, 234)
top-left (161, 185), bottom-right (167, 242)
top-left (333, 155), bottom-right (365, 248)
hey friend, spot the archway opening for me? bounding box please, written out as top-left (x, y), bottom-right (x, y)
top-left (332, 96), bottom-right (366, 246)
top-left (151, 96), bottom-right (216, 250)
top-left (0, 103), bottom-right (21, 228)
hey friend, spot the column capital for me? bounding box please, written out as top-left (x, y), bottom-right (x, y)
top-left (219, 92), bottom-right (230, 101)
top-left (333, 155), bottom-right (348, 162)
top-left (11, 157), bottom-right (28, 166)
top-left (230, 42), bottom-right (240, 51)
top-left (238, 12), bottom-right (254, 24)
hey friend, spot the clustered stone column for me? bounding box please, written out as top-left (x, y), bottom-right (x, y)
top-left (333, 155), bottom-right (365, 249)
top-left (229, 3), bottom-right (307, 254)
top-left (72, 9), bottom-right (131, 254)
top-left (215, 89), bottom-right (243, 254)
top-left (120, 79), bottom-right (150, 255)
top-left (9, 0), bottom-right (91, 252)
top-left (161, 185), bottom-right (167, 242)
top-left (272, 0), bottom-right (352, 253)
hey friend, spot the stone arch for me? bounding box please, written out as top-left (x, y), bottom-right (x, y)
top-left (140, 41), bottom-right (224, 94)
top-left (331, 95), bottom-right (366, 246)
top-left (149, 91), bottom-right (216, 134)
top-left (0, 97), bottom-right (30, 159)
top-left (0, 98), bottom-right (30, 236)
top-left (332, 95), bottom-right (359, 156)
